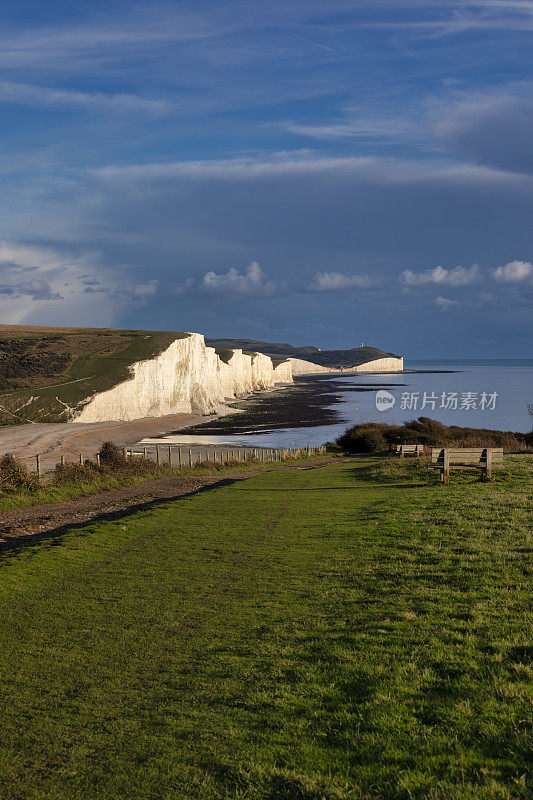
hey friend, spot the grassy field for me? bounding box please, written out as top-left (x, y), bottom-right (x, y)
top-left (0, 457), bottom-right (531, 799)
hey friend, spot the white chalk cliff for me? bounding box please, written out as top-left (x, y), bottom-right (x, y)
top-left (72, 332), bottom-right (403, 423)
top-left (73, 333), bottom-right (295, 422)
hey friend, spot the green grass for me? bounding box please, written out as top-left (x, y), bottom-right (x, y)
top-left (0, 457), bottom-right (531, 799)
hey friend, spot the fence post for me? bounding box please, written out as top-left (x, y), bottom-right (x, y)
top-left (188, 448), bottom-right (192, 467)
top-left (156, 446), bottom-right (160, 466)
top-left (96, 454), bottom-right (101, 467)
top-left (79, 453), bottom-right (84, 465)
top-left (36, 454), bottom-right (41, 478)
top-left (60, 455), bottom-right (65, 467)
top-left (168, 445), bottom-right (172, 467)
top-left (442, 449), bottom-right (450, 484)
top-left (143, 447), bottom-right (147, 459)
top-left (485, 448), bottom-right (492, 481)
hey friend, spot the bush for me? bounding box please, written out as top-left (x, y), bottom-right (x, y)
top-left (336, 417), bottom-right (533, 454)
top-left (338, 425), bottom-right (388, 453)
top-left (98, 441), bottom-right (128, 468)
top-left (0, 453), bottom-right (38, 491)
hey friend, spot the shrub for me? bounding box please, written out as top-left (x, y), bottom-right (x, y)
top-left (0, 453), bottom-right (39, 491)
top-left (98, 441), bottom-right (128, 468)
top-left (336, 417), bottom-right (532, 453)
top-left (337, 424), bottom-right (388, 453)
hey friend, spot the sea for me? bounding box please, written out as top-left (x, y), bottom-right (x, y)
top-left (143, 359), bottom-right (533, 449)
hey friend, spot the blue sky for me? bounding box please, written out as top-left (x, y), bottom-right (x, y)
top-left (0, 0), bottom-right (532, 357)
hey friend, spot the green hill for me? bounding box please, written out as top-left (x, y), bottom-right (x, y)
top-left (0, 325), bottom-right (187, 425)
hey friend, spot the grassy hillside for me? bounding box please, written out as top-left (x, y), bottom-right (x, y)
top-left (0, 324), bottom-right (187, 425)
top-left (207, 338), bottom-right (400, 368)
top-left (0, 456), bottom-right (530, 798)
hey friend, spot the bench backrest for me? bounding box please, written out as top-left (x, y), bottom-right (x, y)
top-left (431, 447), bottom-right (504, 466)
top-left (395, 444), bottom-right (423, 453)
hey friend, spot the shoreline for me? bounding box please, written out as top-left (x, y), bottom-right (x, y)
top-left (0, 368), bottom-right (473, 469)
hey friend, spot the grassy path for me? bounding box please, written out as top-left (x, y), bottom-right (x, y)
top-left (0, 458), bottom-right (531, 799)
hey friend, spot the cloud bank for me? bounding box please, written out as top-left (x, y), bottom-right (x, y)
top-left (400, 264), bottom-right (481, 287)
top-left (491, 260), bottom-right (533, 283)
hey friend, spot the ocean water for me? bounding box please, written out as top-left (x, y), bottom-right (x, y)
top-left (144, 360), bottom-right (533, 449)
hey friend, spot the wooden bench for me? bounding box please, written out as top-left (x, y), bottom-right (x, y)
top-left (395, 444), bottom-right (424, 458)
top-left (430, 447), bottom-right (503, 483)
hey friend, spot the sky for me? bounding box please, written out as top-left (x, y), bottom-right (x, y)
top-left (0, 0), bottom-right (532, 358)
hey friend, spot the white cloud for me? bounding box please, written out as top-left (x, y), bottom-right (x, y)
top-left (175, 261), bottom-right (285, 299)
top-left (400, 263), bottom-right (481, 287)
top-left (435, 296), bottom-right (460, 311)
top-left (307, 271), bottom-right (375, 292)
top-left (0, 80), bottom-right (173, 115)
top-left (491, 259), bottom-right (533, 283)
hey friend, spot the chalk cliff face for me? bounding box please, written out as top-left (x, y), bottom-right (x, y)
top-left (289, 356), bottom-right (403, 375)
top-left (288, 358), bottom-right (332, 376)
top-left (73, 333), bottom-right (294, 423)
top-left (72, 332), bottom-right (403, 423)
top-left (345, 356), bottom-right (404, 373)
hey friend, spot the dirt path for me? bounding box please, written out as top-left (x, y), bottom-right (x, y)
top-left (0, 458), bottom-right (353, 545)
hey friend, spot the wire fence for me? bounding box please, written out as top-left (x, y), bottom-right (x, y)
top-left (31, 444), bottom-right (328, 476)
